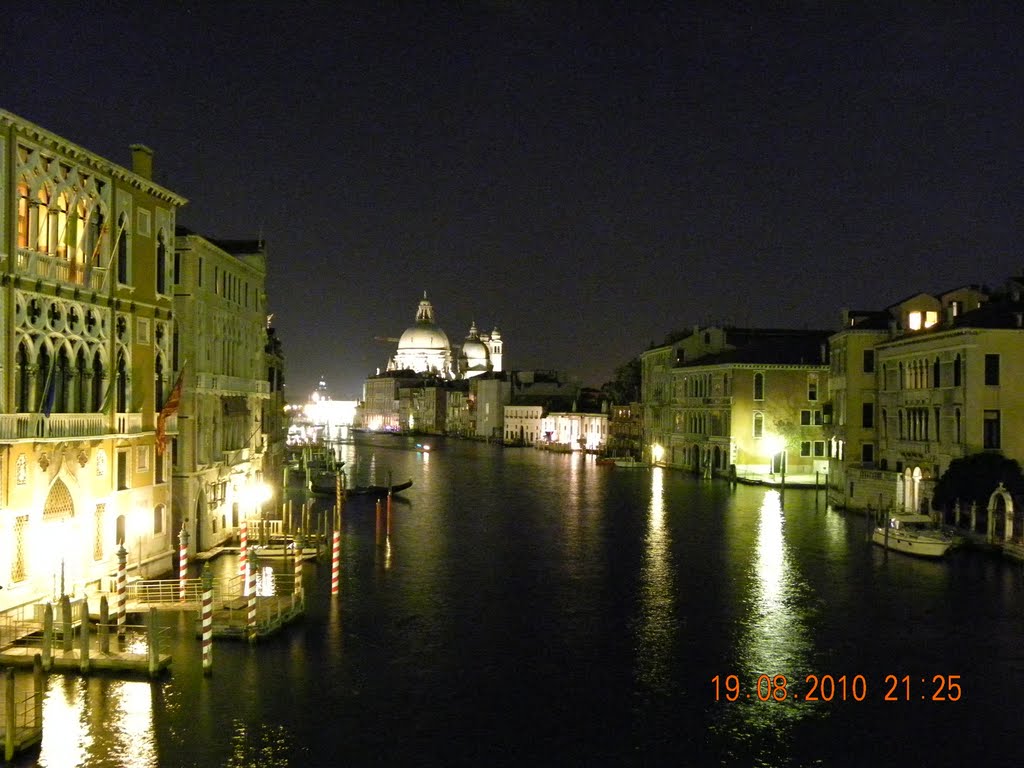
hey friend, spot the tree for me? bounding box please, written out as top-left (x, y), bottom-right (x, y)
top-left (931, 453), bottom-right (1024, 512)
top-left (600, 358), bottom-right (641, 404)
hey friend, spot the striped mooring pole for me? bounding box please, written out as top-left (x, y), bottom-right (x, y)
top-left (239, 520), bottom-right (249, 575)
top-left (201, 564), bottom-right (213, 675)
top-left (294, 544), bottom-right (303, 597)
top-left (179, 525), bottom-right (189, 602)
top-left (330, 529), bottom-right (341, 595)
top-left (246, 562), bottom-right (257, 640)
top-left (116, 544), bottom-right (127, 640)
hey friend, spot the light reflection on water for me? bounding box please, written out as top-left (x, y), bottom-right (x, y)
top-left (710, 490), bottom-right (820, 761)
top-left (634, 467), bottom-right (676, 696)
top-left (38, 677), bottom-right (156, 768)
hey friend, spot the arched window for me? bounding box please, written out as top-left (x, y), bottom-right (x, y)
top-left (955, 408), bottom-right (962, 443)
top-left (91, 351), bottom-right (104, 412)
top-left (156, 230), bottom-right (167, 294)
top-left (753, 372), bottom-right (764, 401)
top-left (116, 353), bottom-right (128, 412)
top-left (116, 514), bottom-right (126, 545)
top-left (117, 213), bottom-right (129, 284)
top-left (35, 185), bottom-right (51, 252)
top-left (933, 357), bottom-right (941, 388)
top-left (15, 343), bottom-right (30, 412)
top-left (753, 411), bottom-right (764, 438)
top-left (16, 182), bottom-right (30, 249)
top-left (86, 204), bottom-right (104, 267)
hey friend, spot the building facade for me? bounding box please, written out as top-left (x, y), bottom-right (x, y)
top-left (0, 111), bottom-right (187, 608)
top-left (172, 230), bottom-right (270, 551)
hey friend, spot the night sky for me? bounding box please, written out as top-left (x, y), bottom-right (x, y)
top-left (6, 3), bottom-right (1022, 399)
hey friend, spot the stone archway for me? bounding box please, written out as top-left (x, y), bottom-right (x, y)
top-left (986, 483), bottom-right (1015, 544)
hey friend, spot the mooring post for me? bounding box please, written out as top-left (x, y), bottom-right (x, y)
top-left (387, 490), bottom-right (393, 537)
top-left (239, 520), bottom-right (249, 575)
top-left (33, 654), bottom-right (43, 732)
top-left (5, 668), bottom-right (15, 762)
top-left (79, 598), bottom-right (90, 673)
top-left (247, 563), bottom-right (257, 642)
top-left (117, 544), bottom-right (128, 644)
top-left (99, 596), bottom-right (110, 654)
top-left (147, 608), bottom-right (159, 677)
top-left (61, 595), bottom-right (73, 653)
top-left (331, 529), bottom-right (341, 596)
top-left (201, 563), bottom-right (213, 676)
top-left (41, 604), bottom-right (53, 671)
top-left (375, 500), bottom-right (383, 545)
top-left (179, 524), bottom-right (190, 602)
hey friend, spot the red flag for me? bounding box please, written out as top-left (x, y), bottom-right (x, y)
top-left (156, 369), bottom-right (184, 455)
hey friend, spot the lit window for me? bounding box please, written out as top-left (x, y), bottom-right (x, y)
top-left (924, 311), bottom-right (938, 328)
top-left (908, 311), bottom-right (922, 330)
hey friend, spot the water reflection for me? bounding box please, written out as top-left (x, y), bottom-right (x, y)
top-left (39, 677), bottom-right (156, 768)
top-left (713, 490), bottom-right (817, 760)
top-left (634, 468), bottom-right (676, 696)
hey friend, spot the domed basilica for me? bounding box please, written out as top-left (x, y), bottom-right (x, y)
top-left (387, 293), bottom-right (502, 379)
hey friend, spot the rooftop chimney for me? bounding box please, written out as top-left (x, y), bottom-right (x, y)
top-left (130, 144), bottom-right (153, 180)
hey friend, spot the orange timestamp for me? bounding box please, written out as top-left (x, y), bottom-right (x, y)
top-left (711, 674), bottom-right (963, 702)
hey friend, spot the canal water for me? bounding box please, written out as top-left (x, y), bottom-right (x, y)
top-left (16, 434), bottom-right (1024, 767)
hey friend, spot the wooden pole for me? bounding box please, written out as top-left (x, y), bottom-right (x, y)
top-left (117, 544), bottom-right (127, 642)
top-left (247, 563), bottom-right (257, 642)
top-left (41, 604), bottom-right (53, 672)
top-left (99, 596), bottom-right (110, 654)
top-left (79, 598), bottom-right (90, 673)
top-left (331, 530), bottom-right (341, 596)
top-left (147, 608), bottom-right (159, 677)
top-left (61, 595), bottom-right (73, 653)
top-left (33, 654), bottom-right (43, 735)
top-left (179, 524), bottom-right (189, 602)
top-left (239, 520), bottom-right (249, 575)
top-left (5, 669), bottom-right (14, 762)
top-left (201, 564), bottom-right (213, 676)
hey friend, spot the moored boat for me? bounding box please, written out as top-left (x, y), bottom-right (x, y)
top-left (614, 458), bottom-right (650, 468)
top-left (249, 535), bottom-right (323, 561)
top-left (872, 514), bottom-right (954, 558)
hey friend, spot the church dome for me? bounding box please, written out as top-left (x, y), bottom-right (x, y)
top-left (398, 323), bottom-right (449, 351)
top-left (392, 293), bottom-right (453, 377)
top-left (461, 321), bottom-right (489, 368)
top-left (397, 296), bottom-right (450, 352)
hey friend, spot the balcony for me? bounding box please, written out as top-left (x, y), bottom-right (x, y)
top-left (15, 249), bottom-right (106, 292)
top-left (0, 412), bottom-right (162, 440)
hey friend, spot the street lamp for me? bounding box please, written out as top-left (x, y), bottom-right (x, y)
top-left (651, 443), bottom-right (665, 465)
top-left (764, 435), bottom-right (786, 488)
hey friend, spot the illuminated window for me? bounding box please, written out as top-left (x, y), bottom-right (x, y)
top-left (908, 311), bottom-right (922, 330)
top-left (16, 182), bottom-right (29, 248)
top-left (925, 311), bottom-right (938, 328)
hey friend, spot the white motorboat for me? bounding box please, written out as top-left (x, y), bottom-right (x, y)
top-left (872, 514), bottom-right (954, 558)
top-left (613, 458), bottom-right (650, 468)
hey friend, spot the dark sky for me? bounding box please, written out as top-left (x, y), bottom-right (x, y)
top-left (6, 3), bottom-right (1022, 399)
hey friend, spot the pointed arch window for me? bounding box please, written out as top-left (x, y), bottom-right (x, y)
top-left (156, 229), bottom-right (167, 294)
top-left (117, 213), bottom-right (130, 284)
top-left (16, 182), bottom-right (30, 249)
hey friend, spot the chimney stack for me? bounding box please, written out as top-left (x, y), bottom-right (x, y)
top-left (130, 144), bottom-right (153, 180)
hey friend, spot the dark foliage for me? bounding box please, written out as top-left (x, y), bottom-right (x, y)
top-left (931, 453), bottom-right (1024, 511)
top-left (600, 358), bottom-right (641, 405)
